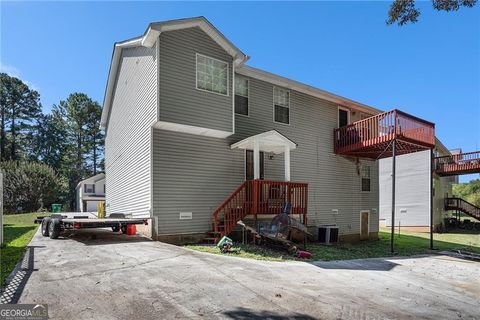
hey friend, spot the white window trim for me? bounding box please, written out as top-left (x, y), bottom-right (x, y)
top-left (360, 164), bottom-right (371, 193)
top-left (273, 86), bottom-right (291, 125)
top-left (195, 53), bottom-right (230, 97)
top-left (337, 106), bottom-right (350, 128)
top-left (84, 184), bottom-right (95, 194)
top-left (235, 75), bottom-right (250, 117)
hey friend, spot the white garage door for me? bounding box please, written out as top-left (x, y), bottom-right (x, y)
top-left (86, 201), bottom-right (101, 212)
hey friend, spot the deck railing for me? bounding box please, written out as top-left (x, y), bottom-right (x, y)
top-left (213, 180), bottom-right (308, 239)
top-left (334, 109), bottom-right (435, 155)
top-left (434, 151), bottom-right (480, 175)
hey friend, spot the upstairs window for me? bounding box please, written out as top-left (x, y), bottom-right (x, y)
top-left (235, 76), bottom-right (249, 116)
top-left (361, 165), bottom-right (371, 192)
top-left (274, 87), bottom-right (290, 124)
top-left (196, 54), bottom-right (229, 95)
top-left (84, 184), bottom-right (95, 194)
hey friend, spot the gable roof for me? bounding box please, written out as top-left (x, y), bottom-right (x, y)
top-left (101, 17), bottom-right (382, 130)
top-left (100, 16), bottom-right (248, 129)
top-left (76, 173), bottom-right (105, 189)
top-left (231, 130), bottom-right (297, 154)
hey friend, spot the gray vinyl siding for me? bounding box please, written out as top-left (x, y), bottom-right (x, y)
top-left (152, 129), bottom-right (243, 235)
top-left (379, 149), bottom-right (453, 227)
top-left (152, 75), bottom-right (379, 236)
top-left (233, 77), bottom-right (379, 236)
top-left (158, 27), bottom-right (233, 133)
top-left (105, 45), bottom-right (157, 218)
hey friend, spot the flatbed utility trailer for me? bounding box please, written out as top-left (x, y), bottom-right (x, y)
top-left (34, 213), bottom-right (148, 239)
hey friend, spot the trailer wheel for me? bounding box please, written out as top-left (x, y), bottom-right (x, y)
top-left (41, 217), bottom-right (51, 237)
top-left (49, 218), bottom-right (61, 239)
top-left (112, 226), bottom-right (120, 232)
top-left (121, 225), bottom-right (127, 234)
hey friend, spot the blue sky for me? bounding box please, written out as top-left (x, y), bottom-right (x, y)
top-left (1, 1), bottom-right (479, 182)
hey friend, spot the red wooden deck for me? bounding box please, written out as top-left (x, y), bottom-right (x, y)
top-left (212, 180), bottom-right (308, 239)
top-left (334, 109), bottom-right (435, 159)
top-left (434, 151), bottom-right (480, 176)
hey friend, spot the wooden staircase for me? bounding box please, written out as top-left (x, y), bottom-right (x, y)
top-left (211, 180), bottom-right (308, 242)
top-left (445, 198), bottom-right (480, 221)
top-left (212, 181), bottom-right (251, 242)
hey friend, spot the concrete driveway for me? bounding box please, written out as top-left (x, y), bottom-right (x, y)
top-left (10, 228), bottom-right (480, 319)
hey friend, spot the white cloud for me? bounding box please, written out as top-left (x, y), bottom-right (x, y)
top-left (0, 62), bottom-right (21, 78)
top-left (0, 62), bottom-right (40, 91)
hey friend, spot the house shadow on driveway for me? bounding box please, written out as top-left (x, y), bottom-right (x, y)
top-left (62, 229), bottom-right (152, 246)
top-left (221, 307), bottom-right (316, 320)
top-left (311, 258), bottom-right (400, 271)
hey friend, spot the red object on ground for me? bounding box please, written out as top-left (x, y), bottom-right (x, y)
top-left (126, 224), bottom-right (136, 236)
top-left (297, 250), bottom-right (311, 259)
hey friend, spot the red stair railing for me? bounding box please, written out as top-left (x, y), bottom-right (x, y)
top-left (445, 198), bottom-right (480, 221)
top-left (212, 180), bottom-right (308, 240)
top-left (213, 181), bottom-right (251, 240)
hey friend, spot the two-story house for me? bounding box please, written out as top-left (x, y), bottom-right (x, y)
top-left (100, 17), bottom-right (435, 244)
top-left (75, 173), bottom-right (106, 213)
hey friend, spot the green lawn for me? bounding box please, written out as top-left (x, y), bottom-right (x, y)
top-left (1, 213), bottom-right (39, 285)
top-left (186, 228), bottom-right (480, 262)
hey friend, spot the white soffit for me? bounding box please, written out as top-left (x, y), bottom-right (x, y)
top-left (231, 130), bottom-right (297, 154)
top-left (153, 121), bottom-right (233, 139)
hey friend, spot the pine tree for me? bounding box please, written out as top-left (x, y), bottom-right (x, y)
top-left (85, 101), bottom-right (104, 175)
top-left (0, 73), bottom-right (42, 160)
top-left (53, 93), bottom-right (104, 209)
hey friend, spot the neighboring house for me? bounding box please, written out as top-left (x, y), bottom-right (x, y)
top-left (76, 173), bottom-right (106, 213)
top-left (379, 139), bottom-right (456, 230)
top-left (101, 17), bottom-right (434, 244)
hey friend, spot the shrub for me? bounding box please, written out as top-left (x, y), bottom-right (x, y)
top-left (0, 161), bottom-right (66, 213)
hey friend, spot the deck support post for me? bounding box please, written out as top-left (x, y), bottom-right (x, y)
top-left (430, 149), bottom-right (434, 250)
top-left (390, 139), bottom-right (397, 254)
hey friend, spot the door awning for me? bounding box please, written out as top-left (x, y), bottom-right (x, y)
top-left (230, 130), bottom-right (297, 154)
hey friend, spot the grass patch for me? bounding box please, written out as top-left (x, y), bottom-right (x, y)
top-left (186, 244), bottom-right (300, 262)
top-left (186, 229), bottom-right (480, 262)
top-left (3, 212), bottom-right (44, 225)
top-left (1, 213), bottom-right (39, 285)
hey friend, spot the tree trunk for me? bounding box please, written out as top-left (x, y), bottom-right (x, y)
top-left (0, 106), bottom-right (5, 161)
top-left (10, 106), bottom-right (16, 161)
top-left (77, 132), bottom-right (82, 168)
top-left (93, 135), bottom-right (97, 174)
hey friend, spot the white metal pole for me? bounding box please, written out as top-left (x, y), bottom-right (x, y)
top-left (253, 138), bottom-right (260, 180)
top-left (390, 139), bottom-right (397, 254)
top-left (284, 145), bottom-right (291, 182)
